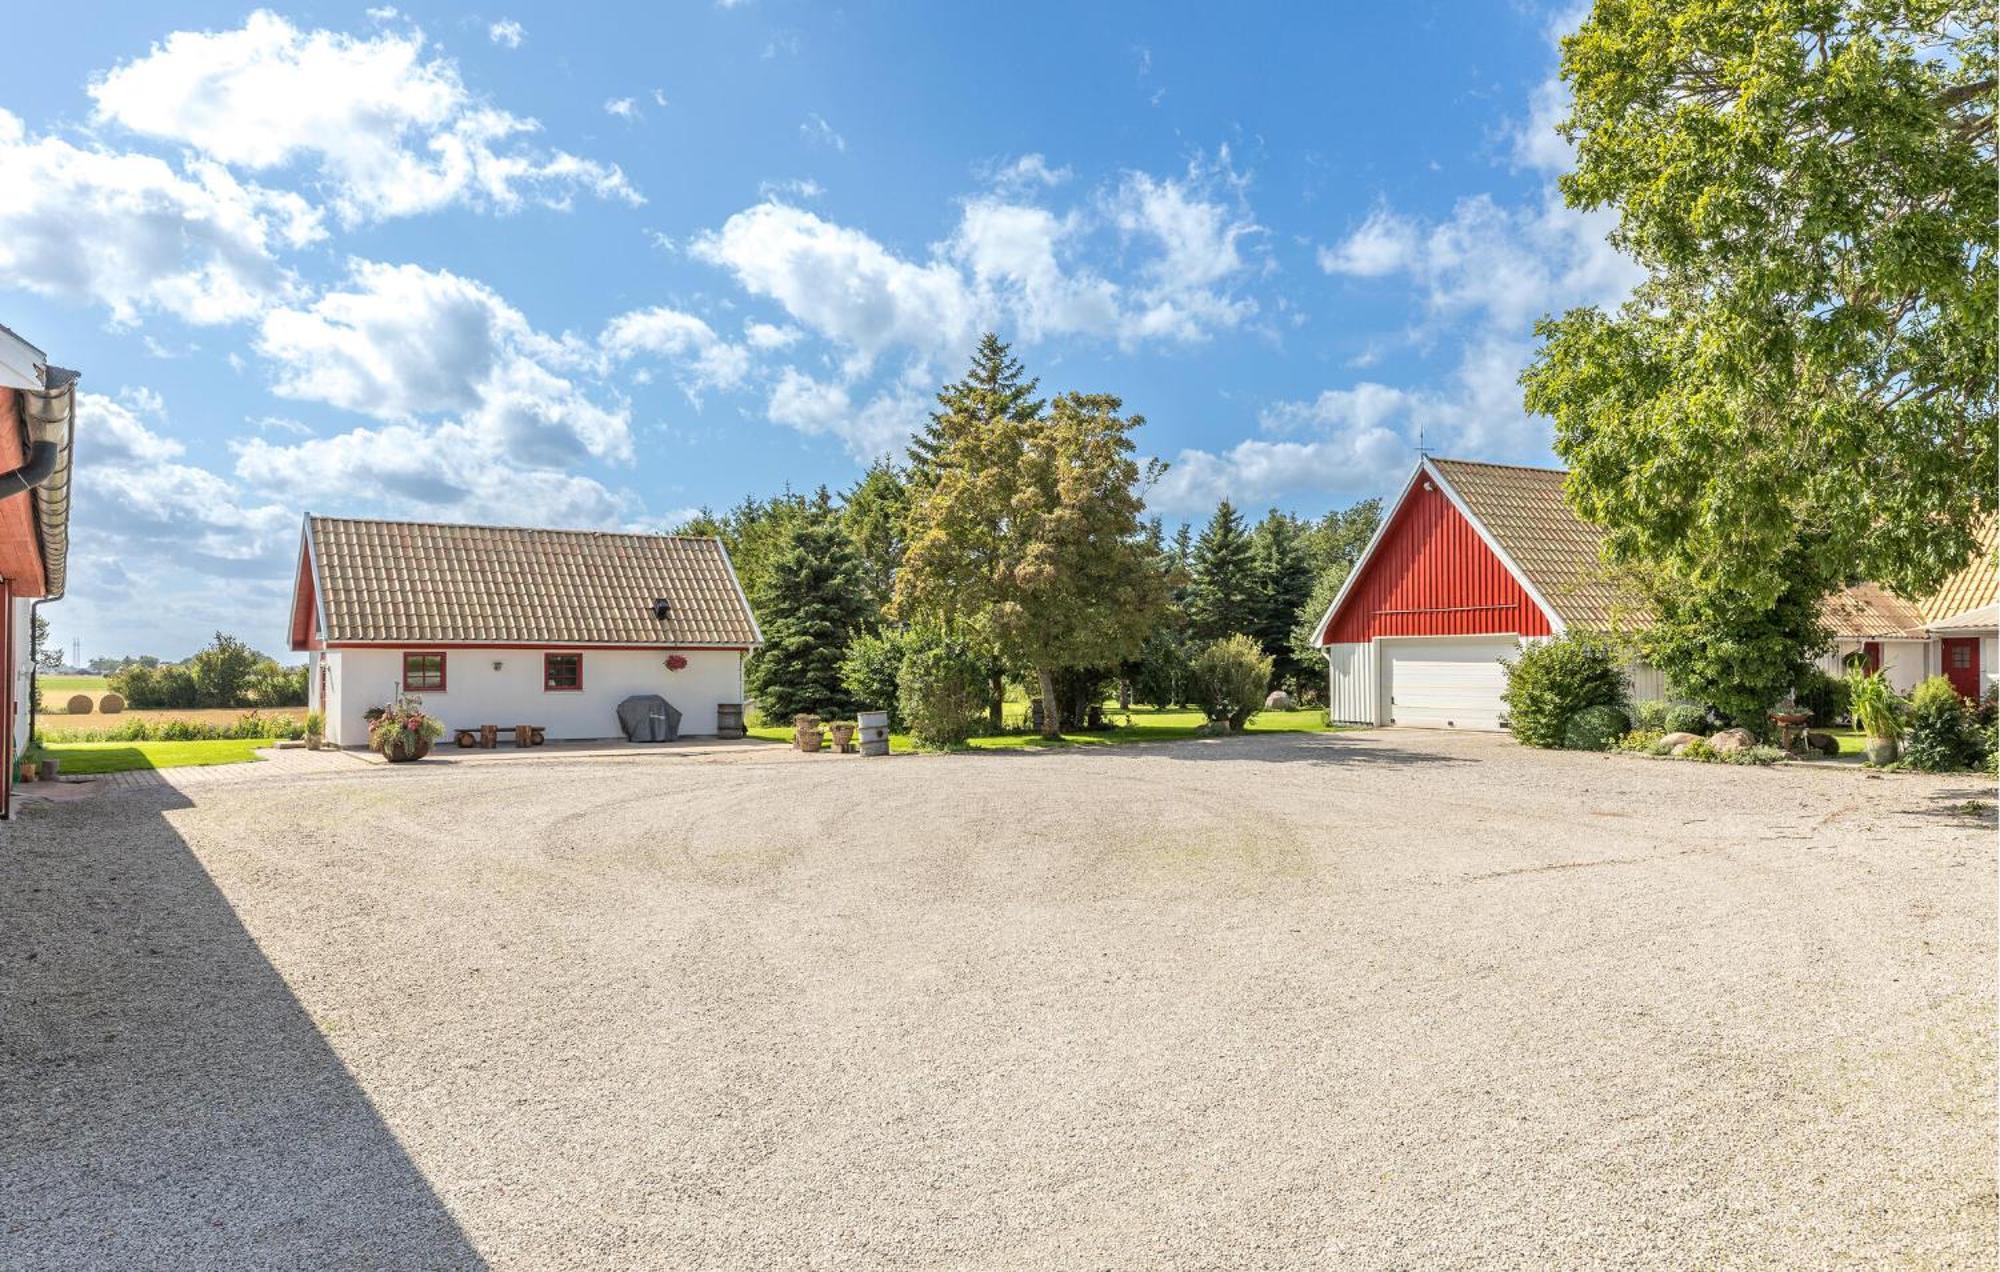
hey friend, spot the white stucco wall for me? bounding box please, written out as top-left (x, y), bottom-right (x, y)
top-left (12, 595), bottom-right (33, 758)
top-left (321, 647), bottom-right (745, 746)
top-left (1819, 639), bottom-right (1932, 695)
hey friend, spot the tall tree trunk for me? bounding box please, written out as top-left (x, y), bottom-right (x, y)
top-left (988, 668), bottom-right (1004, 730)
top-left (1036, 666), bottom-right (1062, 738)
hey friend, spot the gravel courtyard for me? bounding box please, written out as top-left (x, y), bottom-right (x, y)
top-left (3, 731), bottom-right (1993, 1268)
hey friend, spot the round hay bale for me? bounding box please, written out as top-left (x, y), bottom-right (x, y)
top-left (65, 693), bottom-right (94, 715)
top-left (97, 692), bottom-right (126, 714)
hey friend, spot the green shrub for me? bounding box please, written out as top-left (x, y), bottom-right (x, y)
top-left (1188, 634), bottom-right (1273, 730)
top-left (840, 629), bottom-right (910, 730)
top-left (1678, 738), bottom-right (1719, 762)
top-left (1902, 676), bottom-right (1982, 772)
top-left (1631, 699), bottom-right (1709, 733)
top-left (1563, 703), bottom-right (1631, 751)
top-left (897, 637), bottom-right (988, 748)
top-left (1132, 628), bottom-right (1195, 710)
top-left (1500, 634), bottom-right (1629, 749)
top-left (1617, 728), bottom-right (1663, 753)
top-left (1793, 667), bottom-right (1850, 729)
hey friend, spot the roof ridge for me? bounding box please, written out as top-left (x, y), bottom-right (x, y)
top-left (1428, 456), bottom-right (1569, 476)
top-left (307, 513), bottom-right (720, 543)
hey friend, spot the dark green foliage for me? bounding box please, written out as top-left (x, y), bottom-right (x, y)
top-left (842, 460), bottom-right (907, 626)
top-left (1793, 667), bottom-right (1851, 730)
top-left (908, 332), bottom-right (1043, 490)
top-left (1501, 634), bottom-right (1629, 749)
top-left (677, 490), bottom-right (815, 611)
top-left (1563, 703), bottom-right (1632, 752)
top-left (1902, 676), bottom-right (1985, 772)
top-left (1301, 499), bottom-right (1381, 578)
top-left (1190, 634), bottom-right (1274, 730)
top-left (107, 633), bottom-right (303, 709)
top-left (1030, 668), bottom-right (1116, 732)
top-left (1133, 627), bottom-right (1194, 710)
top-left (840, 629), bottom-right (911, 729)
top-left (898, 636), bottom-right (989, 747)
top-left (1630, 699), bottom-right (1709, 735)
top-left (1248, 511), bottom-right (1317, 694)
top-left (1286, 563), bottom-right (1351, 702)
top-left (1187, 500), bottom-right (1257, 641)
top-left (746, 510), bottom-right (870, 722)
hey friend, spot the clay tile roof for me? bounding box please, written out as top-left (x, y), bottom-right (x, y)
top-left (305, 516), bottom-right (760, 647)
top-left (1820, 583), bottom-right (1928, 639)
top-left (1427, 458), bottom-right (1643, 630)
top-left (1916, 516), bottom-right (1997, 625)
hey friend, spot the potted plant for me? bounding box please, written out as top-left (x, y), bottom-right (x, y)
top-left (829, 720), bottom-right (856, 753)
top-left (303, 709), bottom-right (324, 751)
top-left (1847, 669), bottom-right (1904, 765)
top-left (368, 695), bottom-right (443, 762)
top-left (793, 713), bottom-right (824, 752)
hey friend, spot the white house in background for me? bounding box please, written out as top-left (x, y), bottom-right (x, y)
top-left (1311, 456), bottom-right (1997, 730)
top-left (288, 516), bottom-right (761, 748)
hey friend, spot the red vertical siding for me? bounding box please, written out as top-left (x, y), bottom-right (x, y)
top-left (1320, 479), bottom-right (1553, 643)
top-left (1, 581), bottom-right (12, 819)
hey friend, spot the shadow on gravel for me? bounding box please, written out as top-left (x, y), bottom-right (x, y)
top-left (1055, 731), bottom-right (1475, 767)
top-left (1898, 787), bottom-right (1999, 828)
top-left (0, 789), bottom-right (484, 1271)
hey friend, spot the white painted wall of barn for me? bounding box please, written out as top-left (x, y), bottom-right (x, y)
top-left (320, 647), bottom-right (744, 746)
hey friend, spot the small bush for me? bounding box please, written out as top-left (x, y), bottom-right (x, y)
top-left (1793, 667), bottom-right (1850, 728)
top-left (840, 629), bottom-right (909, 731)
top-left (1902, 676), bottom-right (1982, 772)
top-left (1501, 634), bottom-right (1629, 749)
top-left (1563, 703), bottom-right (1631, 751)
top-left (1188, 634), bottom-right (1274, 730)
top-left (1631, 699), bottom-right (1709, 735)
top-left (1617, 728), bottom-right (1663, 754)
top-left (898, 636), bottom-right (988, 748)
top-left (1679, 738), bottom-right (1719, 762)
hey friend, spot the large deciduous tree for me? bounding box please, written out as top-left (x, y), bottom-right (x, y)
top-left (897, 387), bottom-right (1166, 737)
top-left (1523, 0), bottom-right (1996, 605)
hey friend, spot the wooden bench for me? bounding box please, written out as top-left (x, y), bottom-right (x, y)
top-left (453, 724), bottom-right (547, 749)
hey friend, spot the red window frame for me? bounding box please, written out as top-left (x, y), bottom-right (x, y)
top-left (402, 650), bottom-right (447, 692)
top-left (543, 652), bottom-right (583, 692)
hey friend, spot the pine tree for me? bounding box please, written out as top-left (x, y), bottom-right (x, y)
top-left (1249, 511), bottom-right (1316, 691)
top-left (907, 332), bottom-right (1044, 491)
top-left (841, 459), bottom-right (907, 628)
top-left (1187, 500), bottom-right (1257, 641)
top-left (746, 508), bottom-right (871, 721)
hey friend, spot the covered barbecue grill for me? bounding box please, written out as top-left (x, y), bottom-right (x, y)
top-left (616, 694), bottom-right (682, 742)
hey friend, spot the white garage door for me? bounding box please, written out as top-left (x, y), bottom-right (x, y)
top-left (1382, 638), bottom-right (1518, 731)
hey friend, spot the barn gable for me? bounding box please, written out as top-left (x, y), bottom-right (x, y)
top-left (1317, 464), bottom-right (1557, 645)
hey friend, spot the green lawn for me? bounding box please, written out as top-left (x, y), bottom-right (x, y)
top-left (36, 738), bottom-right (275, 774)
top-left (1824, 728), bottom-right (1868, 756)
top-left (37, 674), bottom-right (109, 697)
top-left (749, 706), bottom-right (1337, 754)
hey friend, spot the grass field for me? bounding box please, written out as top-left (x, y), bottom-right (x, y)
top-left (37, 739), bottom-right (275, 774)
top-left (36, 675), bottom-right (109, 703)
top-left (749, 705), bottom-right (1336, 753)
top-left (36, 707), bottom-right (302, 738)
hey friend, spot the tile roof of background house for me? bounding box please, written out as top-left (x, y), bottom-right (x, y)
top-left (305, 516), bottom-right (760, 646)
top-left (1916, 516), bottom-right (1997, 625)
top-left (1819, 583), bottom-right (1929, 639)
top-left (1427, 458), bottom-right (1644, 630)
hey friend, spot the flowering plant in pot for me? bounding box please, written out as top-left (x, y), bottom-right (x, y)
top-left (368, 695), bottom-right (443, 762)
top-left (664, 654), bottom-right (688, 672)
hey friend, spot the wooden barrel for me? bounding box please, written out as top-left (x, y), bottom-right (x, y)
top-left (716, 703), bottom-right (746, 739)
top-left (857, 709), bottom-right (890, 757)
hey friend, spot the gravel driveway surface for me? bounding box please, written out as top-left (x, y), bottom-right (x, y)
top-left (4, 731), bottom-right (1993, 1268)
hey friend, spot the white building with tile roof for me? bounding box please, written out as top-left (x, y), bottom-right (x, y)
top-left (288, 516), bottom-right (762, 748)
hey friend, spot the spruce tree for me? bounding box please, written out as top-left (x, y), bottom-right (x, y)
top-left (908, 332), bottom-right (1044, 491)
top-left (1187, 499), bottom-right (1257, 641)
top-left (746, 508), bottom-right (871, 721)
top-left (1249, 511), bottom-right (1316, 691)
top-left (841, 459), bottom-right (907, 628)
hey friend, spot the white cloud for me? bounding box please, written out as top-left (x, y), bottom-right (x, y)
top-left (949, 199), bottom-right (1120, 341)
top-left (488, 19), bottom-right (525, 48)
top-left (690, 202), bottom-right (977, 364)
top-left (988, 153), bottom-right (1071, 191)
top-left (599, 306), bottom-right (751, 396)
top-left (1259, 383), bottom-right (1412, 436)
top-left (1148, 430), bottom-right (1410, 515)
top-left (0, 109), bottom-right (312, 326)
top-left (800, 113), bottom-right (846, 152)
top-left (1318, 207), bottom-right (1419, 277)
top-left (743, 321), bottom-right (800, 350)
top-left (765, 367), bottom-right (923, 459)
top-left (651, 88), bottom-right (669, 107)
top-left (604, 97), bottom-right (640, 122)
top-left (1104, 152), bottom-right (1260, 341)
top-left (88, 11), bottom-right (639, 225)
top-left (254, 259), bottom-right (631, 465)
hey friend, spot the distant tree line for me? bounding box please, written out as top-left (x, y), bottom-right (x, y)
top-left (107, 633), bottom-right (309, 710)
top-left (681, 333), bottom-right (1380, 740)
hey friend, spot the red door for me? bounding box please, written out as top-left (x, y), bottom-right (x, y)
top-left (1862, 641), bottom-right (1882, 674)
top-left (1942, 637), bottom-right (1981, 699)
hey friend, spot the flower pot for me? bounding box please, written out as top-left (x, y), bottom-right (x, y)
top-left (830, 723), bottom-right (856, 753)
top-left (384, 736), bottom-right (433, 763)
top-left (1863, 736), bottom-right (1898, 765)
top-left (797, 729), bottom-right (824, 753)
top-left (38, 759), bottom-right (59, 780)
top-left (17, 760), bottom-right (37, 783)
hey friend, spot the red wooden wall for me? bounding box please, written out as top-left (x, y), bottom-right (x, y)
top-left (1319, 478), bottom-right (1554, 644)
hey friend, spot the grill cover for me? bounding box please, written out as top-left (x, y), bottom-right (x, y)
top-left (617, 694), bottom-right (682, 742)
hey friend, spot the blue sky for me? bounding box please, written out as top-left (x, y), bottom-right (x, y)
top-left (1, 1), bottom-right (1636, 662)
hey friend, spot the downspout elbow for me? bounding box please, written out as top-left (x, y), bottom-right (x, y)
top-left (0, 440), bottom-right (59, 502)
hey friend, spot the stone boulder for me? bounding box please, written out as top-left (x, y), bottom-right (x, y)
top-left (1708, 727), bottom-right (1756, 753)
top-left (1657, 731), bottom-right (1702, 755)
top-left (1265, 690), bottom-right (1293, 710)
